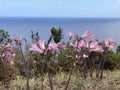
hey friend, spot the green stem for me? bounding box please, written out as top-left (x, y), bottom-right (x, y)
top-left (41, 59), bottom-right (44, 90)
top-left (19, 45), bottom-right (30, 90)
top-left (65, 64), bottom-right (74, 90)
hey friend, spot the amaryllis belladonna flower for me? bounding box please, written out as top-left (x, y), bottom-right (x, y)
top-left (105, 38), bottom-right (117, 50)
top-left (13, 35), bottom-right (23, 45)
top-left (48, 42), bottom-right (58, 52)
top-left (29, 40), bottom-right (46, 53)
top-left (29, 44), bottom-right (43, 53)
top-left (0, 43), bottom-right (16, 62)
top-left (70, 40), bottom-right (87, 50)
top-left (57, 44), bottom-right (65, 49)
top-left (89, 41), bottom-right (104, 53)
top-left (30, 40), bottom-right (59, 53)
top-left (81, 30), bottom-right (95, 40)
top-left (66, 32), bottom-right (74, 38)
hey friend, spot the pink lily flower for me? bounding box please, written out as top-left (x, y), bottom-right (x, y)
top-left (89, 41), bottom-right (104, 53)
top-left (38, 40), bottom-right (46, 51)
top-left (57, 44), bottom-right (66, 49)
top-left (81, 30), bottom-right (95, 40)
top-left (70, 40), bottom-right (87, 50)
top-left (30, 40), bottom-right (46, 53)
top-left (29, 43), bottom-right (43, 53)
top-left (13, 35), bottom-right (23, 45)
top-left (90, 46), bottom-right (104, 53)
top-left (78, 40), bottom-right (87, 48)
top-left (89, 41), bottom-right (98, 48)
top-left (1, 53), bottom-right (6, 58)
top-left (105, 38), bottom-right (117, 50)
top-left (5, 43), bottom-right (14, 51)
top-left (48, 42), bottom-right (58, 52)
top-left (5, 43), bottom-right (11, 48)
top-left (4, 51), bottom-right (16, 61)
top-left (66, 32), bottom-right (74, 38)
top-left (70, 42), bottom-right (77, 48)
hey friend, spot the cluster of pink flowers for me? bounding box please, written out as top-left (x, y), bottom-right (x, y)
top-left (0, 35), bottom-right (28, 65)
top-left (29, 39), bottom-right (65, 54)
top-left (67, 30), bottom-right (116, 56)
top-left (81, 30), bottom-right (95, 40)
top-left (0, 31), bottom-right (116, 65)
top-left (12, 35), bottom-right (28, 46)
top-left (0, 43), bottom-right (15, 64)
top-left (105, 38), bottom-right (117, 50)
top-left (12, 35), bottom-right (23, 45)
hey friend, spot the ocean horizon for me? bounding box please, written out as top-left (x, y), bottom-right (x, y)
top-left (0, 17), bottom-right (120, 46)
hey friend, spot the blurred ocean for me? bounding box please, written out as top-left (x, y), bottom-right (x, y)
top-left (0, 17), bottom-right (120, 45)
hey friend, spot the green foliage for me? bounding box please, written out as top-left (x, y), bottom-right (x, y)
top-left (116, 45), bottom-right (120, 54)
top-left (30, 52), bottom-right (43, 74)
top-left (51, 27), bottom-right (64, 43)
top-left (0, 29), bottom-right (10, 45)
top-left (11, 76), bottom-right (41, 90)
top-left (104, 49), bottom-right (120, 70)
top-left (73, 79), bottom-right (85, 90)
top-left (0, 70), bottom-right (120, 90)
top-left (115, 53), bottom-right (120, 69)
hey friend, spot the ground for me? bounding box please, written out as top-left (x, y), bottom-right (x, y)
top-left (0, 70), bottom-right (120, 90)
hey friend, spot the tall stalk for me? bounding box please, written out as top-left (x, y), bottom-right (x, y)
top-left (46, 35), bottom-right (53, 90)
top-left (100, 54), bottom-right (105, 79)
top-left (65, 37), bottom-right (80, 90)
top-left (65, 64), bottom-right (74, 90)
top-left (47, 63), bottom-right (53, 90)
top-left (20, 45), bottom-right (30, 90)
top-left (26, 57), bottom-right (30, 90)
top-left (96, 53), bottom-right (105, 79)
top-left (41, 58), bottom-right (44, 90)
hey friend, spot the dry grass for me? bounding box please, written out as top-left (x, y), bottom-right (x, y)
top-left (0, 70), bottom-right (120, 90)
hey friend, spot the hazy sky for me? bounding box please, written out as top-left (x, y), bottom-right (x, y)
top-left (0, 0), bottom-right (120, 17)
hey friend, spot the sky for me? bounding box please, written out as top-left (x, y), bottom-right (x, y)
top-left (0, 0), bottom-right (120, 17)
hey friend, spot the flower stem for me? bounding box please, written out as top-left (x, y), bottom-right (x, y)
top-left (65, 64), bottom-right (74, 90)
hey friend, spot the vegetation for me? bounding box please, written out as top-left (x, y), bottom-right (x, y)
top-left (0, 70), bottom-right (119, 90)
top-left (0, 29), bottom-right (120, 90)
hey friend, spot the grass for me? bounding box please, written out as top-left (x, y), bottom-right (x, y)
top-left (0, 70), bottom-right (120, 90)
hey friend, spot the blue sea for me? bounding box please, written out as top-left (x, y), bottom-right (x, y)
top-left (0, 17), bottom-right (120, 46)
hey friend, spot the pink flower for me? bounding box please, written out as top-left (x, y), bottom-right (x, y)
top-left (4, 51), bottom-right (16, 61)
top-left (48, 42), bottom-right (58, 52)
top-left (5, 43), bottom-right (13, 51)
top-left (89, 42), bottom-right (98, 49)
top-left (105, 38), bottom-right (117, 50)
top-left (30, 40), bottom-right (59, 53)
top-left (81, 30), bottom-right (95, 40)
top-left (70, 40), bottom-right (87, 50)
top-left (1, 53), bottom-right (5, 58)
top-left (66, 32), bottom-right (74, 38)
top-left (90, 46), bottom-right (104, 53)
top-left (13, 35), bottom-right (23, 45)
top-left (29, 43), bottom-right (43, 53)
top-left (70, 42), bottom-right (77, 48)
top-left (29, 40), bottom-right (46, 53)
top-left (57, 44), bottom-right (65, 49)
top-left (89, 41), bottom-right (104, 53)
top-left (78, 40), bottom-right (87, 48)
top-left (38, 40), bottom-right (46, 51)
top-left (5, 43), bottom-right (11, 48)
